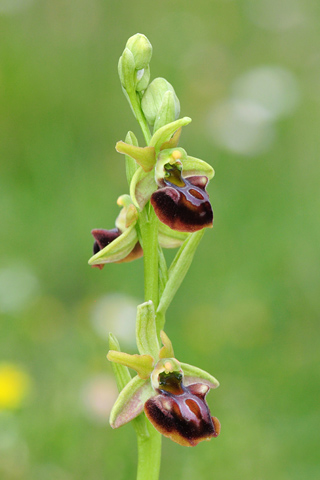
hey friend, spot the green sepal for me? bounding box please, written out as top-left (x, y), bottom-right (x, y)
top-left (118, 48), bottom-right (135, 93)
top-left (108, 334), bottom-right (149, 438)
top-left (116, 141), bottom-right (156, 172)
top-left (180, 362), bottom-right (220, 389)
top-left (183, 156), bottom-right (215, 180)
top-left (109, 375), bottom-right (154, 429)
top-left (153, 91), bottom-right (177, 133)
top-left (159, 331), bottom-right (174, 359)
top-left (88, 223), bottom-right (138, 266)
top-left (124, 131), bottom-right (139, 186)
top-left (149, 117), bottom-right (192, 153)
top-left (107, 350), bottom-right (154, 379)
top-left (158, 223), bottom-right (189, 248)
top-left (108, 333), bottom-right (132, 391)
top-left (136, 301), bottom-right (159, 359)
top-left (130, 167), bottom-right (157, 210)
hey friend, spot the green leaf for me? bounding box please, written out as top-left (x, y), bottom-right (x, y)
top-left (136, 301), bottom-right (159, 358)
top-left (109, 375), bottom-right (154, 429)
top-left (181, 362), bottom-right (220, 389)
top-left (157, 230), bottom-right (205, 317)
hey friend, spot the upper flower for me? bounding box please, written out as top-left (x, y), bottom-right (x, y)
top-left (107, 302), bottom-right (220, 447)
top-left (116, 118), bottom-right (214, 233)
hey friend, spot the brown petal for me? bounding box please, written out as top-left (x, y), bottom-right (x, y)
top-left (144, 382), bottom-right (220, 447)
top-left (151, 176), bottom-right (213, 233)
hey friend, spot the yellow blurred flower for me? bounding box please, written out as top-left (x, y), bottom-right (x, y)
top-left (0, 363), bottom-right (31, 410)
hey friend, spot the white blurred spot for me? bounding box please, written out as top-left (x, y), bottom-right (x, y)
top-left (81, 375), bottom-right (118, 424)
top-left (0, 265), bottom-right (39, 314)
top-left (207, 99), bottom-right (275, 156)
top-left (0, 0), bottom-right (34, 15)
top-left (245, 0), bottom-right (307, 31)
top-left (90, 293), bottom-right (138, 345)
top-left (232, 66), bottom-right (300, 120)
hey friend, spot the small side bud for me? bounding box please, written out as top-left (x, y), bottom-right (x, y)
top-left (135, 66), bottom-right (151, 92)
top-left (141, 78), bottom-right (180, 127)
top-left (126, 33), bottom-right (153, 70)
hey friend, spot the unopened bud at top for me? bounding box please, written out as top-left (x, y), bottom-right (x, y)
top-left (126, 33), bottom-right (153, 70)
top-left (141, 78), bottom-right (180, 129)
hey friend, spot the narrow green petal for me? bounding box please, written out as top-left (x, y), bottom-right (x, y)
top-left (159, 331), bottom-right (174, 359)
top-left (107, 350), bottom-right (154, 379)
top-left (136, 301), bottom-right (159, 358)
top-left (130, 167), bottom-right (157, 210)
top-left (88, 223), bottom-right (138, 266)
top-left (116, 141), bottom-right (156, 172)
top-left (149, 117), bottom-right (192, 152)
top-left (183, 156), bottom-right (215, 180)
top-left (180, 362), bottom-right (220, 389)
top-left (159, 127), bottom-right (181, 150)
top-left (109, 376), bottom-right (154, 429)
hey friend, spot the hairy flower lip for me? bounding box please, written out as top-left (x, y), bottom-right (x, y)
top-left (144, 381), bottom-right (220, 447)
top-left (151, 174), bottom-right (213, 233)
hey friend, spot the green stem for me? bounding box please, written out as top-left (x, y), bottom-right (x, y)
top-left (127, 84), bottom-right (162, 480)
top-left (137, 422), bottom-right (162, 480)
top-left (140, 205), bottom-right (159, 309)
top-left (129, 91), bottom-right (151, 144)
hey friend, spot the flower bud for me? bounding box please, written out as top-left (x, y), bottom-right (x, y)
top-left (126, 33), bottom-right (153, 70)
top-left (118, 48), bottom-right (135, 92)
top-left (141, 78), bottom-right (180, 127)
top-left (135, 66), bottom-right (150, 92)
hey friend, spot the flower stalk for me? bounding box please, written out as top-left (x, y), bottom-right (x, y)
top-left (88, 33), bottom-right (220, 480)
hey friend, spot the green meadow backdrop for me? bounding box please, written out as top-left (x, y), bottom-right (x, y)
top-left (1, 1), bottom-right (319, 479)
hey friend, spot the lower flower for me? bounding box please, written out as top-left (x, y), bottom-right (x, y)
top-left (145, 369), bottom-right (221, 447)
top-left (107, 329), bottom-right (220, 447)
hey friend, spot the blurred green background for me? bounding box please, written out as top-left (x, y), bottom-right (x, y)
top-left (1, 0), bottom-right (319, 479)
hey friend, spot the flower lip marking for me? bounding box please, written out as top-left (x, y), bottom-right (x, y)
top-left (151, 162), bottom-right (213, 232)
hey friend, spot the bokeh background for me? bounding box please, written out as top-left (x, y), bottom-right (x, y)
top-left (1, 0), bottom-right (319, 479)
